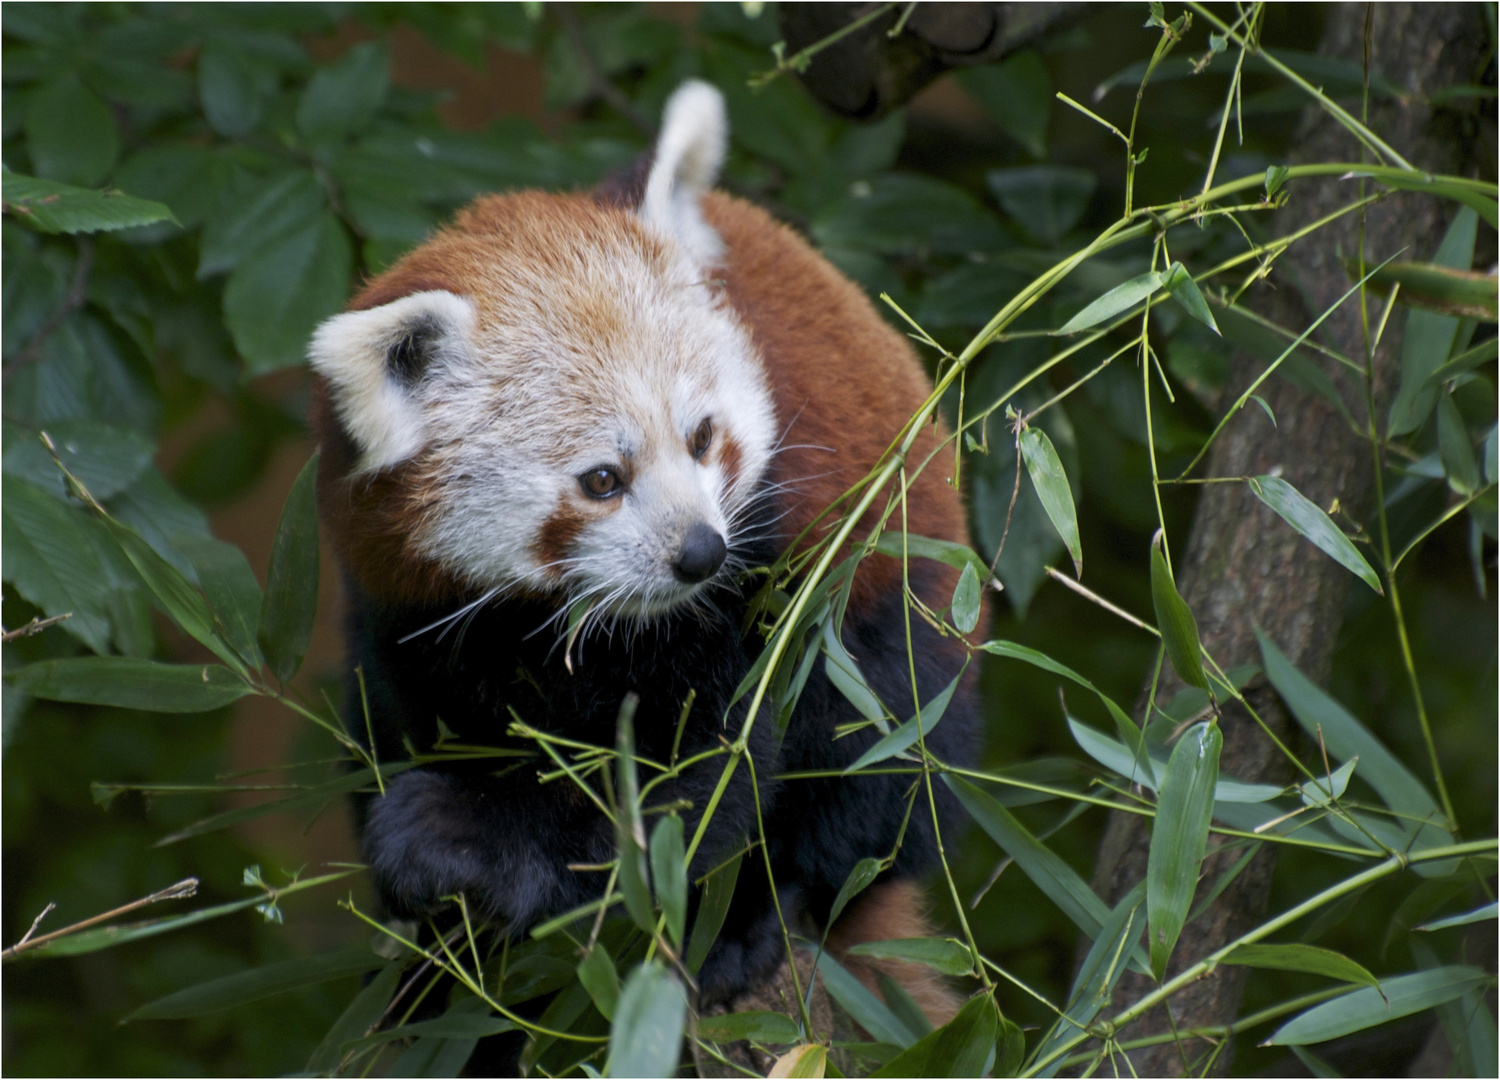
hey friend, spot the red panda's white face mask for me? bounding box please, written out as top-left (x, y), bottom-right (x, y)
top-left (309, 83), bottom-right (777, 620)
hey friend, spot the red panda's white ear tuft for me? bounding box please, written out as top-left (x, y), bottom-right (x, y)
top-left (640, 80), bottom-right (728, 268)
top-left (308, 290), bottom-right (475, 473)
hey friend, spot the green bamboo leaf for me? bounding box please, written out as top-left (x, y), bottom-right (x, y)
top-left (1422, 337), bottom-right (1499, 389)
top-left (946, 776), bottom-right (1111, 938)
top-left (1162, 262), bottom-right (1220, 335)
top-left (1030, 884), bottom-right (1146, 1077)
top-left (1055, 270), bottom-right (1163, 335)
top-left (1224, 943), bottom-right (1379, 988)
top-left (174, 533), bottom-right (263, 668)
top-left (695, 1010), bottom-right (800, 1044)
top-left (827, 857), bottom-right (884, 928)
top-left (376, 996), bottom-right (492, 1076)
top-left (872, 532), bottom-right (991, 580)
top-left (11, 657), bottom-right (250, 713)
top-left (1068, 716), bottom-right (1157, 788)
top-left (389, 1033), bottom-right (475, 1076)
top-left (978, 641), bottom-right (1144, 760)
top-left (2, 173), bottom-right (175, 235)
top-left (1298, 759), bottom-right (1357, 809)
top-left (577, 947), bottom-right (621, 1022)
top-left (611, 695), bottom-right (654, 935)
top-left (1416, 938), bottom-right (1500, 1080)
top-left (1290, 1046), bottom-right (1342, 1077)
top-left (997, 1016), bottom-right (1025, 1077)
top-left (1249, 475), bottom-right (1383, 593)
top-left (1067, 718), bottom-right (1282, 803)
top-left (814, 950), bottom-right (918, 1047)
top-left (605, 964), bottom-right (686, 1078)
top-left (343, 1011), bottom-right (514, 1052)
top-left (129, 949), bottom-right (383, 1020)
top-left (1265, 165), bottom-right (1291, 198)
top-left (870, 994), bottom-right (1000, 1078)
top-left (1389, 208), bottom-right (1478, 436)
top-left (1268, 967), bottom-right (1487, 1045)
top-left (1019, 427), bottom-right (1081, 578)
top-left (1149, 535), bottom-right (1208, 690)
top-left (258, 454), bottom-right (320, 683)
top-left (845, 937), bottom-right (975, 977)
top-left (1437, 392), bottom-right (1482, 495)
top-left (307, 962), bottom-right (402, 1072)
top-left (1256, 631), bottom-right (1442, 822)
top-left (951, 562), bottom-right (981, 633)
top-left (878, 971), bottom-right (935, 1039)
top-left (843, 672), bottom-right (961, 774)
top-left (1147, 721), bottom-right (1221, 980)
top-left (1416, 901), bottom-right (1498, 932)
top-left (649, 813), bottom-right (687, 948)
top-left (686, 847), bottom-right (742, 975)
top-left (822, 621), bottom-right (888, 725)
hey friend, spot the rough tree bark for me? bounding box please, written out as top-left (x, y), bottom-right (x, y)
top-left (1085, 5), bottom-right (1493, 1075)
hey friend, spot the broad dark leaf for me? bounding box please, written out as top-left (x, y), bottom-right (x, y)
top-left (129, 949), bottom-right (383, 1020)
top-left (24, 75), bottom-right (119, 186)
top-left (870, 993), bottom-right (1000, 1078)
top-left (223, 213), bottom-right (351, 373)
top-left (2, 173), bottom-right (173, 234)
top-left (12, 656), bottom-right (250, 713)
top-left (258, 455), bottom-right (320, 682)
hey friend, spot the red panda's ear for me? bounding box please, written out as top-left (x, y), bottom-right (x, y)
top-left (308, 290), bottom-right (476, 473)
top-left (639, 80), bottom-right (728, 269)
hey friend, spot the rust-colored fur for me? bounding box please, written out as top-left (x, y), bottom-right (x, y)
top-left (827, 880), bottom-right (965, 1029)
top-left (703, 193), bottom-right (966, 620)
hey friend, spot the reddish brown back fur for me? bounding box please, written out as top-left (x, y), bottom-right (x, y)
top-left (826, 880), bottom-right (965, 1029)
top-left (702, 193), bottom-right (968, 621)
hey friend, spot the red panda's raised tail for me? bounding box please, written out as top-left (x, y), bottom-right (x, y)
top-left (309, 79), bottom-right (982, 1035)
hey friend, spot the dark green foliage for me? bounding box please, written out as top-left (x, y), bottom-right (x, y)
top-left (2, 3), bottom-right (1494, 1077)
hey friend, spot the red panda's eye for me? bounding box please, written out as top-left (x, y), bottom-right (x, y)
top-left (580, 468), bottom-right (622, 498)
top-left (689, 418), bottom-right (713, 460)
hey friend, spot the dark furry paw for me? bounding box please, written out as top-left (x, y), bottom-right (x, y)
top-left (363, 769), bottom-right (564, 929)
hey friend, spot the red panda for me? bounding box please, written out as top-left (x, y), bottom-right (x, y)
top-left (310, 81), bottom-right (980, 1032)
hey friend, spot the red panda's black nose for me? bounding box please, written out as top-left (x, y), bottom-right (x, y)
top-left (673, 523), bottom-right (727, 584)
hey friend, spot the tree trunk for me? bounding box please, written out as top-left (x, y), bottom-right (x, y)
top-left (1086, 4), bottom-right (1492, 1074)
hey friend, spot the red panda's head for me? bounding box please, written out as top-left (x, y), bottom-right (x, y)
top-left (310, 83), bottom-right (777, 619)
